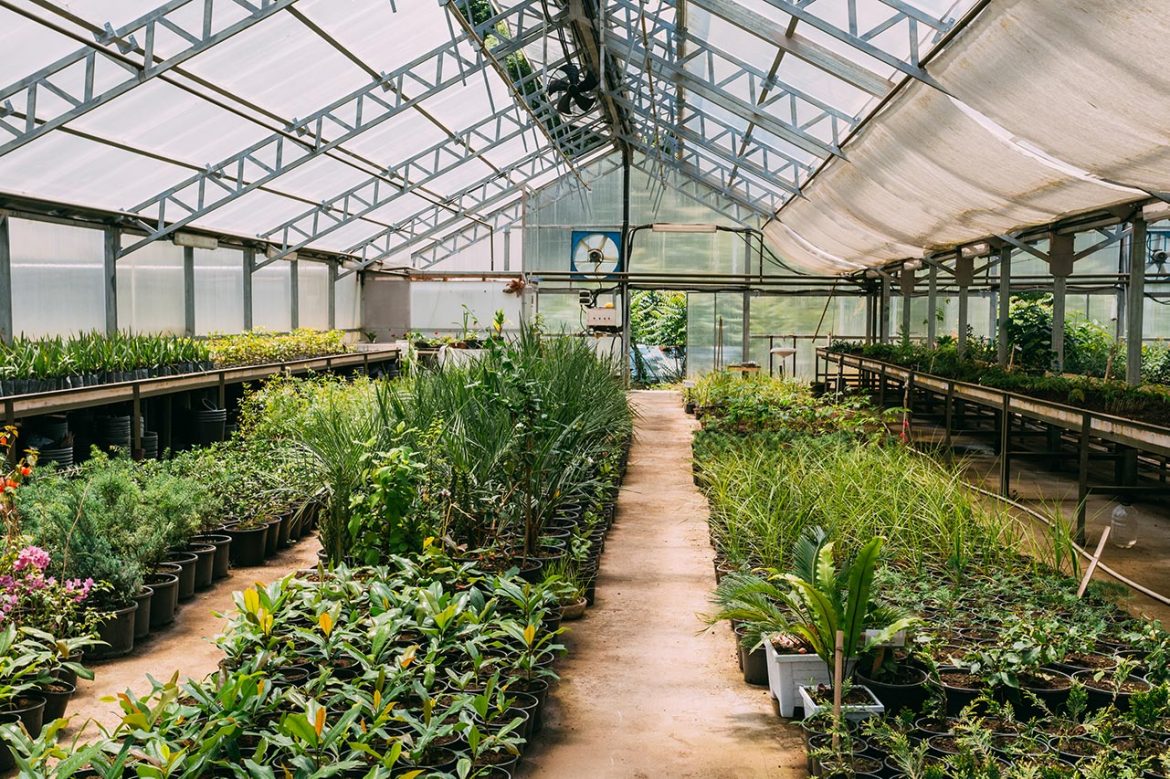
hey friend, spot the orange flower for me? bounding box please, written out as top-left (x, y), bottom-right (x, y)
top-left (19, 466), bottom-right (30, 477)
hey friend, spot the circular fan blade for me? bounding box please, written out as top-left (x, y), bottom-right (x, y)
top-left (560, 63), bottom-right (579, 81)
top-left (573, 93), bottom-right (596, 112)
top-left (578, 71), bottom-right (599, 91)
top-left (547, 76), bottom-right (571, 93)
top-left (556, 92), bottom-right (575, 115)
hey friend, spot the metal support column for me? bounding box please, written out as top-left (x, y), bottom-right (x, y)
top-left (742, 291), bottom-right (751, 362)
top-left (900, 269), bottom-right (914, 341)
top-left (999, 395), bottom-right (1011, 496)
top-left (290, 259), bottom-right (300, 330)
top-left (1076, 412), bottom-right (1091, 545)
top-left (879, 275), bottom-right (891, 343)
top-left (864, 293), bottom-right (874, 343)
top-left (103, 226), bottom-right (119, 335)
top-left (0, 214), bottom-right (11, 344)
top-left (328, 261), bottom-right (337, 330)
top-left (242, 248), bottom-right (254, 331)
top-left (1049, 232), bottom-right (1074, 372)
top-left (502, 227), bottom-right (512, 273)
top-left (1127, 217), bottom-right (1147, 386)
top-left (926, 263), bottom-right (938, 348)
top-left (996, 246), bottom-right (1012, 366)
top-left (183, 247), bottom-right (196, 337)
top-left (956, 256), bottom-right (973, 357)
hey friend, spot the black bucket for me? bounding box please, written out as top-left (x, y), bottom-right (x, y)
top-left (193, 404), bottom-right (227, 446)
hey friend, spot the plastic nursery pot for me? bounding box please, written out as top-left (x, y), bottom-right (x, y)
top-left (264, 517), bottom-right (282, 558)
top-left (1073, 670), bottom-right (1151, 712)
top-left (1006, 668), bottom-right (1073, 718)
top-left (856, 666), bottom-right (929, 715)
top-left (226, 523), bottom-right (269, 567)
top-left (934, 666), bottom-right (987, 717)
top-left (276, 512), bottom-right (295, 548)
top-left (183, 542), bottom-right (216, 591)
top-left (166, 550), bottom-right (199, 602)
top-left (192, 534), bottom-right (232, 580)
top-left (0, 696), bottom-right (45, 743)
top-left (38, 679), bottom-right (75, 721)
top-left (51, 651), bottom-right (84, 687)
top-left (145, 572), bottom-right (180, 630)
top-left (91, 602), bottom-right (136, 660)
top-left (132, 586), bottom-right (153, 641)
top-left (560, 596), bottom-right (587, 621)
top-left (734, 626), bottom-right (769, 686)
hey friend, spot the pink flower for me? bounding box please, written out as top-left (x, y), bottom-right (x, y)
top-left (13, 546), bottom-right (50, 572)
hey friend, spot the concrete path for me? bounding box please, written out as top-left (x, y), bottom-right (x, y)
top-left (518, 390), bottom-right (805, 779)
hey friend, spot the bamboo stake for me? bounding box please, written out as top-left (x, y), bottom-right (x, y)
top-left (832, 629), bottom-right (844, 751)
top-left (1077, 526), bottom-right (1111, 598)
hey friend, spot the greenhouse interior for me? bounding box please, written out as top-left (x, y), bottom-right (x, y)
top-left (3, 0), bottom-right (1170, 776)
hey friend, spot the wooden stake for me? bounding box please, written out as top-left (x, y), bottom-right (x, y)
top-left (832, 629), bottom-right (844, 751)
top-left (1077, 526), bottom-right (1111, 598)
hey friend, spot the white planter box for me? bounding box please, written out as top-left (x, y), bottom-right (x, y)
top-left (764, 637), bottom-right (832, 718)
top-left (797, 684), bottom-right (885, 722)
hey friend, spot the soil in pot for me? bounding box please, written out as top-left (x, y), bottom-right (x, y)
top-left (145, 572), bottom-right (180, 629)
top-left (193, 534), bottom-right (232, 580)
top-left (185, 543), bottom-right (216, 590)
top-left (935, 667), bottom-right (987, 717)
top-left (2, 695), bottom-right (46, 739)
top-left (132, 586), bottom-right (153, 641)
top-left (91, 602), bottom-right (136, 659)
top-left (1074, 670), bottom-right (1151, 712)
top-left (856, 664), bottom-right (929, 715)
top-left (166, 550), bottom-right (199, 602)
top-left (227, 523), bottom-right (269, 567)
top-left (38, 680), bottom-right (75, 721)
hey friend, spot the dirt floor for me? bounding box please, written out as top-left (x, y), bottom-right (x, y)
top-left (517, 390), bottom-right (805, 779)
top-left (65, 534), bottom-right (322, 737)
top-left (909, 417), bottom-right (1170, 624)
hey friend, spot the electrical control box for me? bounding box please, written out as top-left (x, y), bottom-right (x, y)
top-left (585, 306), bottom-right (619, 331)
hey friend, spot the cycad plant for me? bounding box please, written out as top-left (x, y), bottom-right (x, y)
top-left (781, 527), bottom-right (917, 682)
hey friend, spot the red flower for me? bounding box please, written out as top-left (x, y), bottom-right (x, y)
top-left (18, 467), bottom-right (30, 477)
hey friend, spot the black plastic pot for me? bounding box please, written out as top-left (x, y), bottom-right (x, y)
top-left (92, 602), bottom-right (136, 660)
top-left (0, 712), bottom-right (17, 770)
top-left (166, 550), bottom-right (199, 601)
top-left (1007, 668), bottom-right (1073, 718)
top-left (857, 666), bottom-right (929, 715)
top-left (193, 533), bottom-right (232, 579)
top-left (193, 405), bottom-right (227, 446)
top-left (145, 572), bottom-right (180, 629)
top-left (1, 696), bottom-right (45, 741)
top-left (264, 517), bottom-right (281, 558)
top-left (132, 586), bottom-right (153, 641)
top-left (734, 626), bottom-right (769, 686)
top-left (277, 512), bottom-right (294, 548)
top-left (36, 445), bottom-right (74, 468)
top-left (185, 543), bottom-right (216, 590)
top-left (935, 667), bottom-right (986, 717)
top-left (38, 680), bottom-right (75, 721)
top-left (1073, 670), bottom-right (1151, 712)
top-left (227, 524), bottom-right (269, 567)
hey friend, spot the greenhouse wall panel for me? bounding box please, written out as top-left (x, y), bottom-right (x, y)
top-left (117, 241), bottom-right (185, 335)
top-left (9, 218), bottom-right (106, 338)
top-left (193, 248), bottom-right (245, 336)
top-left (297, 262), bottom-right (331, 330)
top-left (252, 261), bottom-right (292, 332)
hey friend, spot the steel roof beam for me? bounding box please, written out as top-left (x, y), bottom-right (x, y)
top-left (258, 54), bottom-right (595, 260)
top-left (604, 28), bottom-right (844, 160)
top-left (118, 0), bottom-right (561, 257)
top-left (753, 0), bottom-right (948, 90)
top-left (686, 0), bottom-right (895, 97)
top-left (0, 0), bottom-right (297, 158)
top-left (341, 127), bottom-right (610, 270)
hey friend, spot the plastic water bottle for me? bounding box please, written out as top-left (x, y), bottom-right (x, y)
top-left (1110, 503), bottom-right (1138, 549)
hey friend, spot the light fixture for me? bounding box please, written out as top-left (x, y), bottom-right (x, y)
top-left (961, 242), bottom-right (990, 258)
top-left (172, 232), bottom-right (218, 251)
top-left (1142, 202), bottom-right (1170, 223)
top-left (651, 223), bottom-right (718, 233)
top-left (267, 245), bottom-right (298, 262)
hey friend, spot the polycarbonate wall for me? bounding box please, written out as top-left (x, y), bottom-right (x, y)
top-left (3, 216), bottom-right (354, 339)
top-left (409, 281), bottom-right (522, 337)
top-left (9, 218), bottom-right (105, 339)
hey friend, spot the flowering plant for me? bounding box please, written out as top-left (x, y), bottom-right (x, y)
top-left (0, 425), bottom-right (35, 539)
top-left (0, 543), bottom-right (107, 640)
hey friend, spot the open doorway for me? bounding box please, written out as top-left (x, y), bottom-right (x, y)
top-left (629, 290), bottom-right (686, 386)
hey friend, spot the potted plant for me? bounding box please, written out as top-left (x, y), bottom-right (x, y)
top-left (782, 528), bottom-right (915, 722)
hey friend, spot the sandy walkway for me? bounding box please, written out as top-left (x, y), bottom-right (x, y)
top-left (517, 390), bottom-right (805, 779)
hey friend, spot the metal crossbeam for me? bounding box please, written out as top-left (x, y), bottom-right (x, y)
top-left (612, 90), bottom-right (803, 195)
top-left (603, 21), bottom-right (845, 160)
top-left (754, 0), bottom-right (948, 90)
top-left (411, 200), bottom-right (526, 270)
top-left (686, 0), bottom-right (894, 97)
top-left (342, 125), bottom-right (610, 270)
top-left (119, 0), bottom-right (561, 257)
top-left (257, 52), bottom-right (596, 261)
top-left (0, 0), bottom-right (297, 157)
